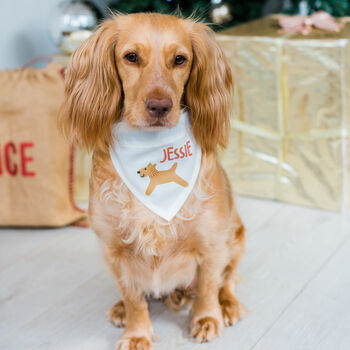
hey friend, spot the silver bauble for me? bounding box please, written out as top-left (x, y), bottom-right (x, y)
top-left (50, 1), bottom-right (99, 53)
top-left (210, 0), bottom-right (232, 25)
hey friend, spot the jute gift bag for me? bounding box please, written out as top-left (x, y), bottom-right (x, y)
top-left (0, 62), bottom-right (87, 226)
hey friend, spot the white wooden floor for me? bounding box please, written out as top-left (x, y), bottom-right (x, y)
top-left (1, 196), bottom-right (350, 350)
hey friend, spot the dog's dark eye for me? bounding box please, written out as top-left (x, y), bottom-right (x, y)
top-left (144, 168), bottom-right (146, 170)
top-left (174, 55), bottom-right (186, 66)
top-left (125, 53), bottom-right (138, 63)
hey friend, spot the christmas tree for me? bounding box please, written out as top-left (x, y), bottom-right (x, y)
top-left (107, 0), bottom-right (350, 31)
top-left (286, 0), bottom-right (350, 16)
top-left (108, 0), bottom-right (266, 30)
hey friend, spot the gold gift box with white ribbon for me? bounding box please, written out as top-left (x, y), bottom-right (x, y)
top-left (217, 16), bottom-right (350, 211)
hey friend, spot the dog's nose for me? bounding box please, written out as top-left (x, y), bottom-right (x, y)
top-left (137, 171), bottom-right (140, 174)
top-left (145, 98), bottom-right (173, 118)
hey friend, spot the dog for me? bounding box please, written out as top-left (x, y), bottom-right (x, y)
top-left (137, 162), bottom-right (188, 195)
top-left (60, 12), bottom-right (245, 350)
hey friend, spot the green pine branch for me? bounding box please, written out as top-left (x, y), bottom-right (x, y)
top-left (286, 0), bottom-right (350, 16)
top-left (108, 0), bottom-right (266, 31)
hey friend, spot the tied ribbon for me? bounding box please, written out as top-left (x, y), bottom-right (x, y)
top-left (278, 11), bottom-right (344, 35)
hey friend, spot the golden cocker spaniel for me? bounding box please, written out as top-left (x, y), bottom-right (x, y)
top-left (60, 12), bottom-right (245, 350)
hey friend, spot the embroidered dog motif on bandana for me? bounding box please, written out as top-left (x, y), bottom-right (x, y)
top-left (137, 162), bottom-right (188, 195)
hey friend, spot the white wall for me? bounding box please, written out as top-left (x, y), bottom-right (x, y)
top-left (0, 0), bottom-right (109, 70)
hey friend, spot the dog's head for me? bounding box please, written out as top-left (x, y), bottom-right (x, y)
top-left (60, 13), bottom-right (233, 153)
top-left (137, 163), bottom-right (156, 178)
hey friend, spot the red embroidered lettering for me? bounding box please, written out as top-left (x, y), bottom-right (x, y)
top-left (160, 141), bottom-right (193, 162)
top-left (186, 140), bottom-right (192, 156)
top-left (160, 148), bottom-right (167, 163)
top-left (167, 147), bottom-right (174, 161)
top-left (179, 146), bottom-right (185, 158)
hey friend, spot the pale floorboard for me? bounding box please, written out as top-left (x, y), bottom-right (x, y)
top-left (0, 196), bottom-right (349, 350)
top-left (253, 234), bottom-right (350, 350)
top-left (0, 228), bottom-right (54, 271)
top-left (0, 228), bottom-right (104, 340)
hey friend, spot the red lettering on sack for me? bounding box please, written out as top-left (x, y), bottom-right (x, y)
top-left (0, 142), bottom-right (35, 177)
top-left (5, 142), bottom-right (18, 176)
top-left (20, 142), bottom-right (35, 177)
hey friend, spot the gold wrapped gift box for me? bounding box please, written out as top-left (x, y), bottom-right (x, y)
top-left (217, 16), bottom-right (350, 211)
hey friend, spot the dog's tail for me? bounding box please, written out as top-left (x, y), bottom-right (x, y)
top-left (170, 162), bottom-right (178, 171)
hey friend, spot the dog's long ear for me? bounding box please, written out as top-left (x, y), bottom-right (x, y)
top-left (59, 17), bottom-right (122, 151)
top-left (185, 21), bottom-right (233, 153)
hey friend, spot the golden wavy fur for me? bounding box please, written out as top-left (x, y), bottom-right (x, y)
top-left (60, 13), bottom-right (245, 350)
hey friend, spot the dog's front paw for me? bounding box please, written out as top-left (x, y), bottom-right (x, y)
top-left (116, 336), bottom-right (152, 350)
top-left (164, 289), bottom-right (190, 311)
top-left (220, 296), bottom-right (245, 327)
top-left (190, 316), bottom-right (221, 343)
top-left (107, 300), bottom-right (126, 328)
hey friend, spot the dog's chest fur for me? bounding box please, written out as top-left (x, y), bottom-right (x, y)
top-left (88, 154), bottom-right (207, 296)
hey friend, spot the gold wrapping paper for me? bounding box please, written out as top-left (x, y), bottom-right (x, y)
top-left (217, 16), bottom-right (350, 211)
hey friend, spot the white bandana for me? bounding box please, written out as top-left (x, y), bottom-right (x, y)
top-left (110, 111), bottom-right (202, 221)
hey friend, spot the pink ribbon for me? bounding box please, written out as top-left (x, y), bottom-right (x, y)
top-left (278, 11), bottom-right (344, 35)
